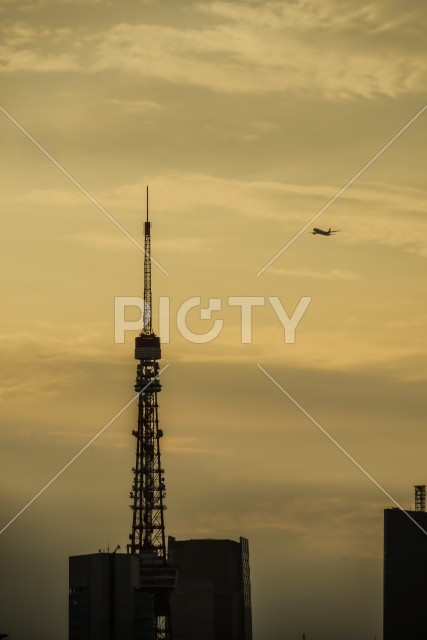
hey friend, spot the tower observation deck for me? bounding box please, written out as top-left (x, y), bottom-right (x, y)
top-left (128, 188), bottom-right (176, 639)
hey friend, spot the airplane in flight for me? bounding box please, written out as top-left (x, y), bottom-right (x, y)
top-left (312, 227), bottom-right (341, 236)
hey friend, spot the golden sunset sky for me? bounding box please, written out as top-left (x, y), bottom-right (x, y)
top-left (0, 1), bottom-right (426, 638)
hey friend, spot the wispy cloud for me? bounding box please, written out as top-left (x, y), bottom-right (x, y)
top-left (123, 174), bottom-right (427, 258)
top-left (8, 174), bottom-right (426, 257)
top-left (107, 98), bottom-right (164, 113)
top-left (197, 0), bottom-right (426, 36)
top-left (268, 268), bottom-right (360, 281)
top-left (185, 484), bottom-right (385, 556)
top-left (1, 1), bottom-right (426, 98)
top-left (66, 230), bottom-right (216, 254)
top-left (164, 436), bottom-right (231, 456)
top-left (66, 231), bottom-right (131, 252)
top-left (0, 326), bottom-right (117, 400)
top-left (89, 18), bottom-right (427, 98)
top-left (0, 46), bottom-right (77, 73)
top-left (15, 0), bottom-right (101, 10)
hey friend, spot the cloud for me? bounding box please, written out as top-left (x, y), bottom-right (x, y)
top-left (0, 22), bottom-right (79, 72)
top-left (164, 436), bottom-right (231, 456)
top-left (197, 0), bottom-right (427, 36)
top-left (0, 326), bottom-right (118, 401)
top-left (168, 324), bottom-right (427, 376)
top-left (9, 173), bottom-right (426, 258)
top-left (66, 230), bottom-right (216, 254)
top-left (66, 231), bottom-right (131, 252)
top-left (2, 0), bottom-right (426, 98)
top-left (17, 188), bottom-right (85, 207)
top-left (85, 1), bottom-right (427, 98)
top-left (0, 46), bottom-right (77, 73)
top-left (107, 98), bottom-right (164, 113)
top-left (332, 182), bottom-right (427, 256)
top-left (268, 267), bottom-right (360, 281)
top-left (4, 165), bottom-right (425, 267)
top-left (188, 490), bottom-right (385, 557)
top-left (114, 174), bottom-right (427, 258)
top-left (16, 0), bottom-right (101, 9)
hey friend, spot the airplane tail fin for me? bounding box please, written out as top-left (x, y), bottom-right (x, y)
top-left (328, 227), bottom-right (331, 232)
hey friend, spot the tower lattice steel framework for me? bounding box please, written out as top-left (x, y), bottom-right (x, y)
top-left (128, 188), bottom-right (176, 639)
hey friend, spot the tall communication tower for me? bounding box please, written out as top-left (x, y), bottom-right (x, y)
top-left (128, 188), bottom-right (176, 639)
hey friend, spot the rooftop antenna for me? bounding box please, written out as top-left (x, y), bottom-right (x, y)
top-left (414, 485), bottom-right (426, 512)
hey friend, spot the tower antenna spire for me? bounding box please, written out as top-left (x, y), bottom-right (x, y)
top-left (143, 185), bottom-right (152, 335)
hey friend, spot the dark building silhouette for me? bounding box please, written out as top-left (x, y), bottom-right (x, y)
top-left (168, 536), bottom-right (252, 640)
top-left (69, 551), bottom-right (178, 640)
top-left (383, 486), bottom-right (427, 640)
top-left (69, 552), bottom-right (147, 640)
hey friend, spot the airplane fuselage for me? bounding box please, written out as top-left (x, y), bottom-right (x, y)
top-left (312, 227), bottom-right (332, 236)
top-left (312, 227), bottom-right (340, 236)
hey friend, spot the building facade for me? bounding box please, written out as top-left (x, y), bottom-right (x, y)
top-left (383, 507), bottom-right (427, 639)
top-left (69, 552), bottom-right (154, 640)
top-left (168, 537), bottom-right (252, 640)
